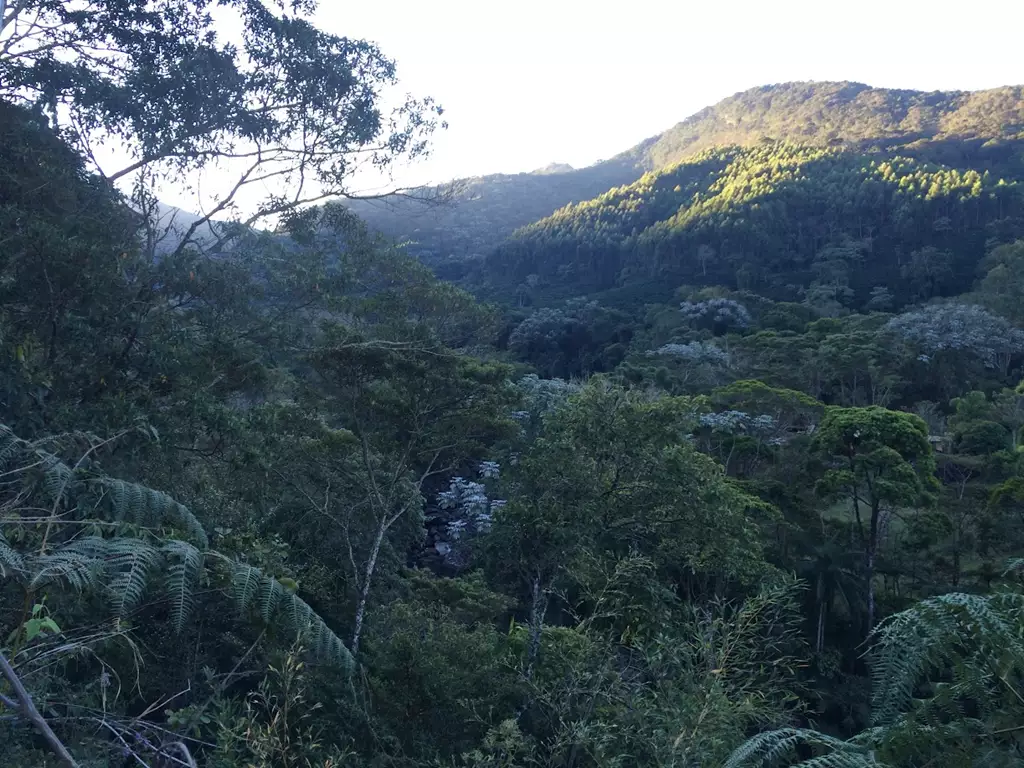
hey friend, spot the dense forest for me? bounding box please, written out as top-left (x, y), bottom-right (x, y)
top-left (4, 3), bottom-right (1024, 768)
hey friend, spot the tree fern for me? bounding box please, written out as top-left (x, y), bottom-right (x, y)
top-left (30, 540), bottom-right (106, 591)
top-left (92, 477), bottom-right (209, 549)
top-left (37, 449), bottom-right (75, 509)
top-left (0, 422), bottom-right (355, 676)
top-left (229, 561), bottom-right (355, 673)
top-left (729, 584), bottom-right (1024, 767)
top-left (102, 538), bottom-right (163, 616)
top-left (0, 423), bottom-right (21, 468)
top-left (871, 590), bottom-right (1024, 728)
top-left (0, 531), bottom-right (25, 577)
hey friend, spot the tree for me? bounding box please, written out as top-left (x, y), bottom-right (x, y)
top-left (813, 407), bottom-right (938, 633)
top-left (885, 303), bottom-right (1024, 385)
top-left (900, 246), bottom-right (955, 302)
top-left (977, 240), bottom-right (1024, 325)
top-left (308, 333), bottom-right (515, 656)
top-left (0, 0), bottom-right (444, 252)
top-left (489, 380), bottom-right (770, 672)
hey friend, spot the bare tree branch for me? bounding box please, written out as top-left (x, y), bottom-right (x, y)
top-left (0, 649), bottom-right (80, 767)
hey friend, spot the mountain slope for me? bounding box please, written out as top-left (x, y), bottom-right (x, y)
top-left (482, 140), bottom-right (1024, 311)
top-left (343, 160), bottom-right (639, 278)
top-left (348, 82), bottom-right (1024, 277)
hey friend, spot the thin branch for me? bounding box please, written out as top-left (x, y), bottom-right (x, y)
top-left (0, 649), bottom-right (79, 767)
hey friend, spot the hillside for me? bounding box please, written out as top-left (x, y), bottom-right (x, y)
top-left (349, 82), bottom-right (1024, 277)
top-left (343, 160), bottom-right (639, 278)
top-left (619, 81), bottom-right (1024, 170)
top-left (476, 83), bottom-right (1024, 310)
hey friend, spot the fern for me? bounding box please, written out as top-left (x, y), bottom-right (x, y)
top-left (724, 728), bottom-right (884, 768)
top-left (0, 531), bottom-right (25, 577)
top-left (870, 591), bottom-right (1024, 727)
top-left (229, 561), bottom-right (355, 673)
top-left (93, 477), bottom-right (209, 549)
top-left (730, 585), bottom-right (1024, 767)
top-left (38, 449), bottom-right (76, 509)
top-left (0, 422), bottom-right (355, 676)
top-left (163, 540), bottom-right (204, 633)
top-left (30, 540), bottom-right (106, 591)
top-left (103, 538), bottom-right (162, 616)
top-left (0, 423), bottom-right (21, 469)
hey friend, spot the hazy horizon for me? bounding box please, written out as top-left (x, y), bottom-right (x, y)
top-left (312, 0), bottom-right (1024, 192)
top-left (130, 0), bottom-right (1024, 216)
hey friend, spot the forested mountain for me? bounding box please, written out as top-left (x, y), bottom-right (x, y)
top-left (342, 160), bottom-right (639, 278)
top-left (7, 4), bottom-right (1024, 766)
top-left (619, 81), bottom-right (1024, 171)
top-left (484, 140), bottom-right (1024, 307)
top-left (350, 82), bottom-right (1024, 281)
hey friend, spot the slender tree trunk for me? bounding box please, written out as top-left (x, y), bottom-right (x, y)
top-left (525, 571), bottom-right (548, 679)
top-left (815, 573), bottom-right (826, 654)
top-left (865, 544), bottom-right (876, 635)
top-left (350, 516), bottom-right (387, 658)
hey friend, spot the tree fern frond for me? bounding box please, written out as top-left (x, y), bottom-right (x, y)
top-left (162, 540), bottom-right (203, 633)
top-left (30, 537), bottom-right (107, 591)
top-left (791, 754), bottom-right (883, 768)
top-left (0, 532), bottom-right (25, 578)
top-left (102, 538), bottom-right (161, 616)
top-left (37, 450), bottom-right (75, 508)
top-left (725, 728), bottom-right (882, 768)
top-left (231, 559), bottom-right (261, 610)
top-left (227, 561), bottom-right (354, 673)
top-left (92, 478), bottom-right (209, 549)
top-left (870, 591), bottom-right (1024, 727)
top-left (258, 576), bottom-right (284, 624)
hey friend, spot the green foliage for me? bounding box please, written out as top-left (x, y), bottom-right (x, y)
top-left (0, 423), bottom-right (354, 673)
top-left (11, 54), bottom-right (1024, 768)
top-left (351, 82), bottom-right (1024, 280)
top-left (731, 580), bottom-right (1024, 767)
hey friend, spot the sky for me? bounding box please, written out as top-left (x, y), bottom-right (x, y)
top-left (314, 0), bottom-right (1024, 191)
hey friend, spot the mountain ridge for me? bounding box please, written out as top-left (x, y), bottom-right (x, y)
top-left (346, 81), bottom-right (1024, 277)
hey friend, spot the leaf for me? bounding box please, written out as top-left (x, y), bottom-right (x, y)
top-left (162, 540), bottom-right (204, 633)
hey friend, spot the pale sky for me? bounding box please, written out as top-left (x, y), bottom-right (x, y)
top-left (316, 0), bottom-right (1024, 190)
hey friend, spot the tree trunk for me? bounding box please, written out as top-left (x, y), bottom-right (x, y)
top-left (815, 573), bottom-right (826, 654)
top-left (525, 571), bottom-right (548, 679)
top-left (350, 516), bottom-right (387, 658)
top-left (865, 544), bottom-right (876, 636)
